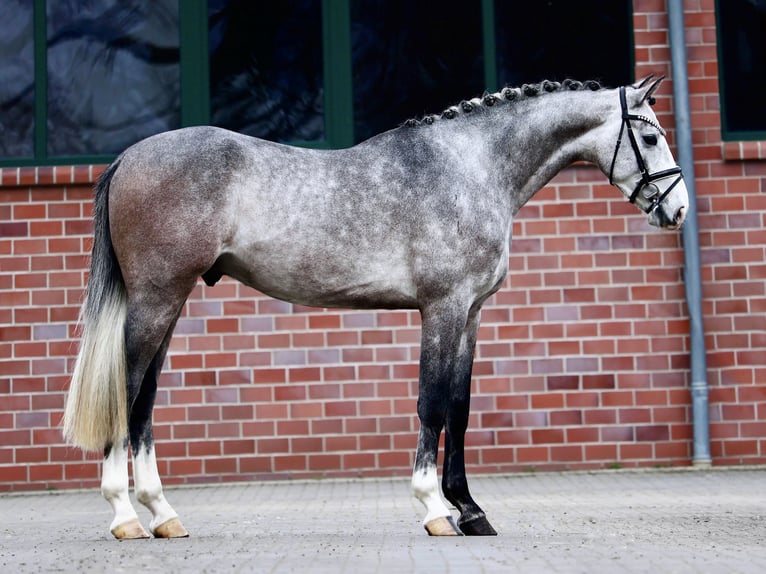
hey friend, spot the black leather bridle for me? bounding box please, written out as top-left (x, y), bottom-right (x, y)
top-left (608, 86), bottom-right (684, 215)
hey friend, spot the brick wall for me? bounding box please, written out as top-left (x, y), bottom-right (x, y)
top-left (1, 0), bottom-right (764, 492)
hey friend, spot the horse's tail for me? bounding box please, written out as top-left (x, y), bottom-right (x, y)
top-left (63, 159), bottom-right (128, 452)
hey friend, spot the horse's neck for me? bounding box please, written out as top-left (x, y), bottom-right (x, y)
top-left (490, 92), bottom-right (612, 215)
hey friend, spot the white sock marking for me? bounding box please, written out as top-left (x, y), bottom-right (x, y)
top-left (133, 444), bottom-right (179, 532)
top-left (412, 463), bottom-right (451, 525)
top-left (101, 442), bottom-right (139, 532)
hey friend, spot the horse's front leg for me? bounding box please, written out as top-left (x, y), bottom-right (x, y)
top-left (441, 309), bottom-right (498, 536)
top-left (412, 301), bottom-right (467, 536)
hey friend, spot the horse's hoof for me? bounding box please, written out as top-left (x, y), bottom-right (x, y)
top-left (424, 515), bottom-right (464, 536)
top-left (459, 515), bottom-right (498, 536)
top-left (152, 517), bottom-right (189, 538)
top-left (111, 518), bottom-right (150, 540)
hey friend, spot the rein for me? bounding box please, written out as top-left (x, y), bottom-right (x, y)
top-left (608, 86), bottom-right (683, 215)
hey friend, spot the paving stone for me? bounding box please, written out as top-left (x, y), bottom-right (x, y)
top-left (1, 468), bottom-right (765, 573)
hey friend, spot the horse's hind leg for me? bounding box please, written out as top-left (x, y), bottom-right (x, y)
top-left (129, 314), bottom-right (189, 538)
top-left (102, 440), bottom-right (150, 538)
top-left (125, 288), bottom-right (191, 538)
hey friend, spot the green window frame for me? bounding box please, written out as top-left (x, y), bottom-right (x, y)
top-left (3, 0), bottom-right (184, 167)
top-left (2, 0), bottom-right (632, 167)
top-left (714, 0), bottom-right (766, 142)
top-left (0, 0), bottom-right (503, 166)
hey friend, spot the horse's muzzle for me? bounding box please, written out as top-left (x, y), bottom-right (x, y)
top-left (649, 203), bottom-right (686, 230)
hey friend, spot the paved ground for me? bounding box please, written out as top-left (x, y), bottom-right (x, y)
top-left (1, 467), bottom-right (765, 573)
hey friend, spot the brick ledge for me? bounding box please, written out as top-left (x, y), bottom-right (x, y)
top-left (0, 165), bottom-right (107, 188)
top-left (722, 141), bottom-right (766, 161)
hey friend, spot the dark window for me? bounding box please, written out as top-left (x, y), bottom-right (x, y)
top-left (494, 0), bottom-right (633, 88)
top-left (209, 0), bottom-right (325, 143)
top-left (350, 0), bottom-right (484, 143)
top-left (0, 0), bottom-right (635, 164)
top-left (716, 0), bottom-right (766, 139)
top-left (0, 1), bottom-right (34, 158)
top-left (46, 0), bottom-right (180, 156)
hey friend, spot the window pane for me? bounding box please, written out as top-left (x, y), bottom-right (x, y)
top-left (209, 0), bottom-right (324, 143)
top-left (46, 0), bottom-right (180, 156)
top-left (717, 0), bottom-right (766, 137)
top-left (0, 0), bottom-right (34, 158)
top-left (495, 0), bottom-right (632, 88)
top-left (351, 0), bottom-right (484, 143)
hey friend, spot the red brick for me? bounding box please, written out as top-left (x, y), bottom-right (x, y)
top-left (277, 419), bottom-right (309, 436)
top-left (655, 442), bottom-right (690, 460)
top-left (309, 454), bottom-right (342, 471)
top-left (308, 314), bottom-right (341, 329)
top-left (532, 429), bottom-right (565, 444)
top-left (273, 385), bottom-right (306, 402)
top-left (64, 463), bottom-right (99, 481)
top-left (273, 455), bottom-right (307, 472)
top-left (619, 444), bottom-right (653, 460)
top-left (360, 399), bottom-right (391, 416)
top-left (724, 440), bottom-right (759, 456)
top-left (530, 393), bottom-right (564, 409)
top-left (203, 457), bottom-right (237, 474)
top-left (550, 445), bottom-right (583, 462)
top-left (377, 451), bottom-right (410, 469)
top-left (566, 427), bottom-right (599, 443)
top-left (169, 458), bottom-right (204, 476)
top-left (516, 446), bottom-right (549, 463)
top-left (184, 370), bottom-right (217, 386)
top-left (602, 426), bottom-right (633, 442)
top-left (189, 441), bottom-right (221, 456)
top-left (584, 444), bottom-right (618, 461)
top-left (635, 425), bottom-right (670, 442)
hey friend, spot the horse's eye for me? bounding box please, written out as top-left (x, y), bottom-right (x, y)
top-left (642, 134), bottom-right (658, 146)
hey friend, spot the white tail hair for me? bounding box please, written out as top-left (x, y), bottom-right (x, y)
top-left (63, 286), bottom-right (128, 450)
top-left (62, 160), bottom-right (128, 451)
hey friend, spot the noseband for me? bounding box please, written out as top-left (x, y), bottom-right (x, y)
top-left (608, 86), bottom-right (683, 215)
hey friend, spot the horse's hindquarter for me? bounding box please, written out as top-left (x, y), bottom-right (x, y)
top-left (108, 127), bottom-right (247, 296)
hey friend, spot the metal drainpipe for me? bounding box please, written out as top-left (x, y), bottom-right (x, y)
top-left (667, 1), bottom-right (712, 467)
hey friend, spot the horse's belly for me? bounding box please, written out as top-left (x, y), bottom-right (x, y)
top-left (215, 249), bottom-right (419, 310)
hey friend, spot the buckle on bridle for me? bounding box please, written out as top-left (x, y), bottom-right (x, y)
top-left (608, 86), bottom-right (683, 215)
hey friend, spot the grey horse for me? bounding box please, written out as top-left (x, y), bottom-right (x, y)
top-left (64, 76), bottom-right (688, 538)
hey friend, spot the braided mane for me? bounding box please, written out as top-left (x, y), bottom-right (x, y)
top-left (403, 79), bottom-right (604, 128)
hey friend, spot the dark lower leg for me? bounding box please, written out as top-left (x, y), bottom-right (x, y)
top-left (443, 429), bottom-right (497, 535)
top-left (441, 311), bottom-right (497, 536)
top-left (128, 324), bottom-right (188, 537)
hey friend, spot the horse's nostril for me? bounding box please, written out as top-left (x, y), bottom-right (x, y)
top-left (674, 206), bottom-right (687, 227)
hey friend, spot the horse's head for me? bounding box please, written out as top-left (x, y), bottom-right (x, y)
top-left (605, 75), bottom-right (688, 230)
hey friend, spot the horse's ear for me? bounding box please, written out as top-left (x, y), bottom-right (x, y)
top-left (634, 74), bottom-right (656, 89)
top-left (635, 75), bottom-right (665, 106)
